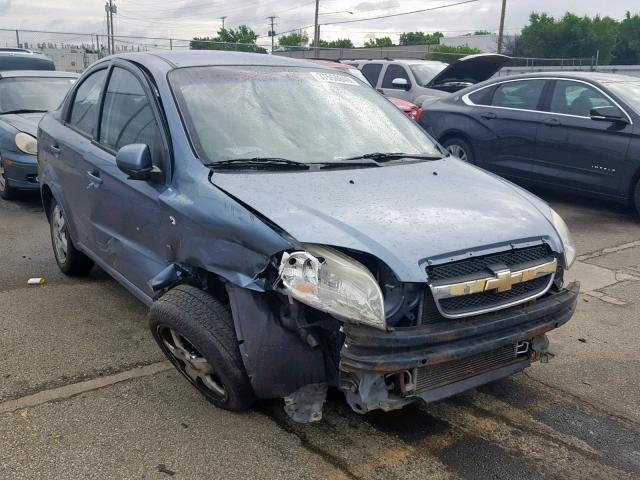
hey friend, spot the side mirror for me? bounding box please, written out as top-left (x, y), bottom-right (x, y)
top-left (391, 77), bottom-right (410, 90)
top-left (590, 106), bottom-right (628, 124)
top-left (116, 144), bottom-right (155, 181)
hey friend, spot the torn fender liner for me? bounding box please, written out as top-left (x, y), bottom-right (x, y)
top-left (226, 284), bottom-right (326, 399)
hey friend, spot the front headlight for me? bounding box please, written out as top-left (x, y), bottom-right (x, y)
top-left (550, 208), bottom-right (576, 270)
top-left (15, 132), bottom-right (38, 155)
top-left (278, 244), bottom-right (385, 330)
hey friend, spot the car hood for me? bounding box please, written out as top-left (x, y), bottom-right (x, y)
top-left (426, 54), bottom-right (512, 90)
top-left (211, 159), bottom-right (560, 282)
top-left (0, 112), bottom-right (44, 136)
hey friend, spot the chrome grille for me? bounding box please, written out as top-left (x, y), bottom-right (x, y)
top-left (426, 244), bottom-right (556, 318)
top-left (414, 344), bottom-right (521, 393)
top-left (438, 275), bottom-right (550, 315)
top-left (427, 244), bottom-right (552, 282)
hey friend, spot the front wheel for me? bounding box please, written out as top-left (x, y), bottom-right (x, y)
top-left (149, 284), bottom-right (255, 412)
top-left (442, 137), bottom-right (475, 164)
top-left (0, 161), bottom-right (17, 200)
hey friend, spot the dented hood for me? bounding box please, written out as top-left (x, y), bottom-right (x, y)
top-left (211, 159), bottom-right (560, 282)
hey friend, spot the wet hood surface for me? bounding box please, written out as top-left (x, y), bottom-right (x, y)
top-left (211, 159), bottom-right (559, 282)
top-left (0, 112), bottom-right (44, 136)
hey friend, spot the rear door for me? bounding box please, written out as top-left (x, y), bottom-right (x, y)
top-left (532, 79), bottom-right (632, 197)
top-left (379, 64), bottom-right (412, 101)
top-left (54, 67), bottom-right (109, 248)
top-left (463, 78), bottom-right (548, 180)
top-left (87, 62), bottom-right (171, 298)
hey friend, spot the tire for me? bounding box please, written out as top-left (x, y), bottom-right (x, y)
top-left (442, 137), bottom-right (475, 164)
top-left (149, 284), bottom-right (255, 412)
top-left (634, 179), bottom-right (640, 216)
top-left (49, 198), bottom-right (94, 275)
top-left (0, 161), bottom-right (17, 200)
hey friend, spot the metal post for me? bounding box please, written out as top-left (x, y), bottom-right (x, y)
top-left (497, 0), bottom-right (507, 54)
top-left (170, 38), bottom-right (173, 50)
top-left (96, 35), bottom-right (101, 58)
top-left (105, 3), bottom-right (111, 54)
top-left (313, 0), bottom-right (320, 56)
top-left (109, 0), bottom-right (115, 54)
top-left (15, 30), bottom-right (19, 48)
top-left (595, 50), bottom-right (599, 71)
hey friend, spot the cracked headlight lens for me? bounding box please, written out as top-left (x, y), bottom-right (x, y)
top-left (15, 132), bottom-right (38, 155)
top-left (550, 208), bottom-right (576, 270)
top-left (279, 244), bottom-right (385, 330)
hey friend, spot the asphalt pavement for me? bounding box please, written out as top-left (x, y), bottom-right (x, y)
top-left (1, 189), bottom-right (639, 479)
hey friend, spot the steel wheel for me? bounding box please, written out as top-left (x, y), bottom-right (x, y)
top-left (446, 144), bottom-right (468, 162)
top-left (52, 203), bottom-right (68, 264)
top-left (158, 325), bottom-right (228, 400)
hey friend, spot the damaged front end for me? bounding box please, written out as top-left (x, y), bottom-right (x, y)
top-left (227, 242), bottom-right (579, 423)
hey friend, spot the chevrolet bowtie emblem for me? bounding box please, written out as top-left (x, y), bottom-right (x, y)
top-left (430, 259), bottom-right (558, 299)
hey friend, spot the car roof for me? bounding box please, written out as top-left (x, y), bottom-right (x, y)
top-left (0, 70), bottom-right (78, 78)
top-left (111, 50), bottom-right (332, 70)
top-left (492, 71), bottom-right (640, 84)
top-left (353, 59), bottom-right (446, 66)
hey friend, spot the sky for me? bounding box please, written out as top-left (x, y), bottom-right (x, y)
top-left (0, 0), bottom-right (637, 49)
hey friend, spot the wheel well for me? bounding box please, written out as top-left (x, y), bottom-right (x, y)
top-left (630, 168), bottom-right (640, 204)
top-left (41, 184), bottom-right (53, 222)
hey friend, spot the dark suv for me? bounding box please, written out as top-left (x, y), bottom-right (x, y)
top-left (38, 51), bottom-right (579, 422)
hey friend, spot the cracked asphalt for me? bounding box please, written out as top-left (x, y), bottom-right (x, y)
top-left (1, 189), bottom-right (639, 479)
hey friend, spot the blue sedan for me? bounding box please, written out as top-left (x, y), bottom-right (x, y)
top-left (0, 70), bottom-right (77, 200)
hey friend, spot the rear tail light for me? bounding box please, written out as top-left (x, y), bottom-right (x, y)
top-left (414, 107), bottom-right (424, 122)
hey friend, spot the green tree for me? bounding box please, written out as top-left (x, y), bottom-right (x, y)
top-left (399, 31), bottom-right (443, 46)
top-left (473, 30), bottom-right (492, 35)
top-left (364, 37), bottom-right (394, 47)
top-left (190, 26), bottom-right (266, 53)
top-left (612, 12), bottom-right (640, 64)
top-left (311, 38), bottom-right (354, 48)
top-left (518, 13), bottom-right (618, 64)
top-left (278, 31), bottom-right (309, 47)
top-left (426, 45), bottom-right (481, 62)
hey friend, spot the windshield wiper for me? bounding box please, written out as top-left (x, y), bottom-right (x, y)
top-left (342, 152), bottom-right (445, 163)
top-left (206, 157), bottom-right (309, 170)
top-left (0, 109), bottom-right (48, 115)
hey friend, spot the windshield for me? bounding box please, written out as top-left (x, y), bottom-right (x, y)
top-left (169, 66), bottom-right (440, 164)
top-left (409, 63), bottom-right (447, 86)
top-left (0, 77), bottom-right (75, 114)
top-left (605, 81), bottom-right (640, 115)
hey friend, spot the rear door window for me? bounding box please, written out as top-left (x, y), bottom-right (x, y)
top-left (68, 69), bottom-right (108, 137)
top-left (491, 79), bottom-right (546, 110)
top-left (549, 80), bottom-right (613, 117)
top-left (381, 64), bottom-right (411, 89)
top-left (468, 86), bottom-right (495, 106)
top-left (360, 63), bottom-right (383, 87)
top-left (99, 67), bottom-right (162, 157)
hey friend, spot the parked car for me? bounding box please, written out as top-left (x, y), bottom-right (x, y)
top-left (38, 51), bottom-right (578, 423)
top-left (418, 72), bottom-right (640, 214)
top-left (0, 70), bottom-right (78, 199)
top-left (352, 54), bottom-right (511, 104)
top-left (305, 59), bottom-right (421, 120)
top-left (0, 48), bottom-right (56, 71)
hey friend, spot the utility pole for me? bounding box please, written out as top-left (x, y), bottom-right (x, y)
top-left (109, 0), bottom-right (117, 54)
top-left (105, 2), bottom-right (111, 54)
top-left (105, 0), bottom-right (116, 54)
top-left (313, 0), bottom-right (320, 56)
top-left (15, 30), bottom-right (19, 48)
top-left (267, 16), bottom-right (277, 53)
top-left (220, 16), bottom-right (227, 30)
top-left (497, 0), bottom-right (507, 54)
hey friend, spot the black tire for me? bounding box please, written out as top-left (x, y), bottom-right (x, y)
top-left (0, 161), bottom-right (17, 200)
top-left (49, 198), bottom-right (94, 275)
top-left (634, 179), bottom-right (640, 216)
top-left (149, 284), bottom-right (255, 412)
top-left (442, 137), bottom-right (476, 164)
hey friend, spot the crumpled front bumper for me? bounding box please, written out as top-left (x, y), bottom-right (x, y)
top-left (341, 283), bottom-right (579, 372)
top-left (338, 283), bottom-right (579, 412)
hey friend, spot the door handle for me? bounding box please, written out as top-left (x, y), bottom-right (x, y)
top-left (50, 144), bottom-right (61, 157)
top-left (86, 170), bottom-right (103, 189)
top-left (480, 112), bottom-right (497, 120)
top-left (543, 118), bottom-right (560, 127)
